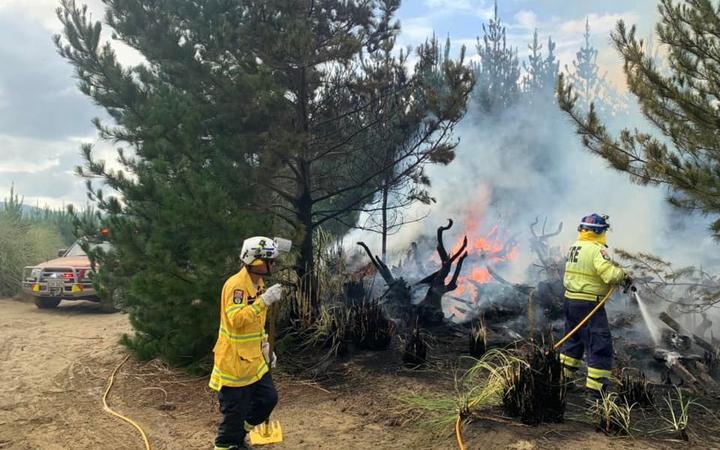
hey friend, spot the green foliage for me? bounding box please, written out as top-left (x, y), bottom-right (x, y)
top-left (54, 0), bottom-right (473, 369)
top-left (472, 1), bottom-right (521, 112)
top-left (25, 205), bottom-right (77, 246)
top-left (591, 391), bottom-right (635, 436)
top-left (662, 387), bottom-right (695, 441)
top-left (0, 186), bottom-right (66, 297)
top-left (558, 0), bottom-right (720, 238)
top-left (522, 29), bottom-right (559, 104)
top-left (242, 0), bottom-right (473, 281)
top-left (55, 0), bottom-right (276, 369)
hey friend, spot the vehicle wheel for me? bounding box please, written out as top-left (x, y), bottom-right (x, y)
top-left (35, 297), bottom-right (61, 309)
top-left (99, 298), bottom-right (119, 313)
top-left (99, 288), bottom-right (122, 313)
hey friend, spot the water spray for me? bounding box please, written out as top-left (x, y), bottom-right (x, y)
top-left (633, 290), bottom-right (662, 346)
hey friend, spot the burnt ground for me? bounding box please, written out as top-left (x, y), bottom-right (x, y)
top-left (1, 297), bottom-right (719, 450)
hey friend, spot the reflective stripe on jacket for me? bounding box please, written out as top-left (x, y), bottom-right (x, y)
top-left (563, 234), bottom-right (625, 301)
top-left (209, 267), bottom-right (268, 391)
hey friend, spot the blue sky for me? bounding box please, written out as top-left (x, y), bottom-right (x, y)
top-left (395, 0), bottom-right (657, 86)
top-left (0, 0), bottom-right (659, 208)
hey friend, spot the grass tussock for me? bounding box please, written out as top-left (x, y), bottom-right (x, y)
top-left (618, 370), bottom-right (654, 408)
top-left (401, 344), bottom-right (569, 430)
top-left (402, 319), bottom-right (429, 368)
top-left (591, 392), bottom-right (635, 436)
top-left (500, 345), bottom-right (566, 425)
top-left (468, 317), bottom-right (487, 358)
top-left (399, 348), bottom-right (526, 429)
top-left (662, 387), bottom-right (695, 441)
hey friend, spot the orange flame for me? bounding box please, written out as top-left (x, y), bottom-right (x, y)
top-left (444, 209), bottom-right (518, 300)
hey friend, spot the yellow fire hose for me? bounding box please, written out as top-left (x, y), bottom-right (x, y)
top-left (553, 286), bottom-right (616, 351)
top-left (454, 286), bottom-right (618, 449)
top-left (455, 415), bottom-right (467, 450)
top-left (102, 354), bottom-right (152, 450)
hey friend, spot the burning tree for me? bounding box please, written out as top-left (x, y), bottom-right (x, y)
top-left (243, 0), bottom-right (474, 292)
top-left (358, 219), bottom-right (468, 328)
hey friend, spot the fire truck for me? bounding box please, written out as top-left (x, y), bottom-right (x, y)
top-left (21, 238), bottom-right (112, 309)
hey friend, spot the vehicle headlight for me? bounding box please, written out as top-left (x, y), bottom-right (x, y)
top-left (30, 268), bottom-right (42, 279)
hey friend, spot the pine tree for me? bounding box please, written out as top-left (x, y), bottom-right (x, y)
top-left (522, 30), bottom-right (559, 104)
top-left (243, 0), bottom-right (473, 288)
top-left (472, 1), bottom-right (521, 113)
top-left (558, 0), bottom-right (720, 238)
top-left (564, 18), bottom-right (626, 118)
top-left (55, 0), bottom-right (276, 369)
top-left (360, 36), bottom-right (472, 259)
top-left (55, 0), bottom-right (473, 366)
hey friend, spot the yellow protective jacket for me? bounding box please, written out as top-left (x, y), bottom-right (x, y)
top-left (563, 232), bottom-right (625, 301)
top-left (209, 267), bottom-right (269, 391)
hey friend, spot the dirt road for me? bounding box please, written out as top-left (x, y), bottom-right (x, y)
top-left (0, 298), bottom-right (429, 450)
top-left (0, 297), bottom-right (681, 450)
top-left (0, 297), bottom-right (136, 449)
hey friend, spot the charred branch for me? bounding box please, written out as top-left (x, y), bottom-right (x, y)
top-left (414, 220), bottom-right (468, 323)
top-left (529, 217), bottom-right (564, 278)
top-left (357, 241), bottom-right (395, 285)
top-left (659, 312), bottom-right (716, 355)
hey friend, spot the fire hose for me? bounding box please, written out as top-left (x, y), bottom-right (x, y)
top-left (553, 281), bottom-right (635, 351)
top-left (102, 354), bottom-right (152, 450)
top-left (456, 283), bottom-right (632, 449)
top-left (455, 415), bottom-right (466, 450)
top-left (553, 286), bottom-right (616, 351)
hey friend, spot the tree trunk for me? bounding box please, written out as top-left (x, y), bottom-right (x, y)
top-left (294, 152), bottom-right (318, 313)
top-left (381, 180), bottom-right (389, 261)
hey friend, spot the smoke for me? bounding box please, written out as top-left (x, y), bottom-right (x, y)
top-left (347, 91), bottom-right (719, 285)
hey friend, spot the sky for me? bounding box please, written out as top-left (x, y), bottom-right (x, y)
top-left (0, 0), bottom-right (659, 209)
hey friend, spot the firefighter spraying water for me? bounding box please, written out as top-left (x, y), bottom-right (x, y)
top-left (558, 214), bottom-right (633, 399)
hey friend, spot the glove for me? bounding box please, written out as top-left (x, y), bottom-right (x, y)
top-left (262, 340), bottom-right (277, 369)
top-left (262, 283), bottom-right (283, 306)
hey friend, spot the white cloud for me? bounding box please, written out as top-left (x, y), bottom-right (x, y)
top-left (0, 0), bottom-right (146, 68)
top-left (0, 134), bottom-right (67, 173)
top-left (0, 0), bottom-right (60, 31)
top-left (399, 17), bottom-right (435, 44)
top-left (425, 0), bottom-right (473, 10)
top-left (423, 0), bottom-right (494, 19)
top-left (558, 13), bottom-right (638, 36)
top-left (514, 10), bottom-right (538, 30)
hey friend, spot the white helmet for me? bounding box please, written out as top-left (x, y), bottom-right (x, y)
top-left (240, 236), bottom-right (293, 266)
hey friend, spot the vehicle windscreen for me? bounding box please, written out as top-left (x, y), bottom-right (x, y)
top-left (63, 241), bottom-right (113, 257)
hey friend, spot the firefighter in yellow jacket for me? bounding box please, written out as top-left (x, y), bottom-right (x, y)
top-left (561, 214), bottom-right (631, 398)
top-left (211, 236), bottom-right (288, 450)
